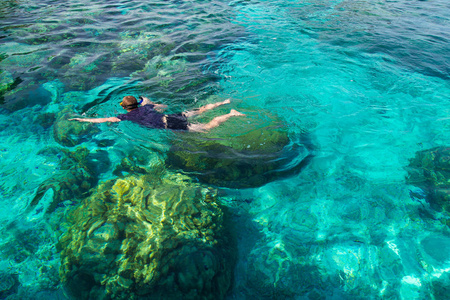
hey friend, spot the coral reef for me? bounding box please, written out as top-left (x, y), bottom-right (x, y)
top-left (238, 236), bottom-right (335, 299)
top-left (0, 220), bottom-right (61, 294)
top-left (111, 144), bottom-right (168, 178)
top-left (53, 106), bottom-right (100, 147)
top-left (35, 112), bottom-right (56, 129)
top-left (168, 105), bottom-right (313, 188)
top-left (30, 147), bottom-right (104, 214)
top-left (59, 172), bottom-right (236, 300)
top-left (407, 146), bottom-right (450, 212)
top-left (430, 272), bottom-right (450, 300)
top-left (0, 70), bottom-right (20, 104)
top-left (112, 154), bottom-right (154, 178)
top-left (0, 272), bottom-right (19, 298)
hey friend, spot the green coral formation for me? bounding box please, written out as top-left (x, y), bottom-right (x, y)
top-left (113, 156), bottom-right (151, 178)
top-left (0, 272), bottom-right (19, 298)
top-left (168, 105), bottom-right (311, 188)
top-left (0, 70), bottom-right (21, 104)
top-left (30, 147), bottom-right (101, 214)
top-left (407, 146), bottom-right (450, 212)
top-left (53, 106), bottom-right (100, 147)
top-left (137, 55), bottom-right (186, 89)
top-left (35, 112), bottom-right (56, 129)
top-left (59, 173), bottom-right (236, 300)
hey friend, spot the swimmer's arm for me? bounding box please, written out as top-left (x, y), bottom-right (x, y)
top-left (69, 117), bottom-right (121, 123)
top-left (141, 96), bottom-right (168, 112)
top-left (153, 104), bottom-right (168, 113)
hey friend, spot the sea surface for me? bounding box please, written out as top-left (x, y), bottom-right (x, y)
top-left (1, 0), bottom-right (449, 299)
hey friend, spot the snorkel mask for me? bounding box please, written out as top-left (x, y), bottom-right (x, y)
top-left (119, 96), bottom-right (143, 109)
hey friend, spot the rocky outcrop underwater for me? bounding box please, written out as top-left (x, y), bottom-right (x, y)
top-left (58, 170), bottom-right (236, 300)
top-left (53, 106), bottom-right (100, 147)
top-left (168, 104), bottom-right (314, 188)
top-left (407, 146), bottom-right (450, 217)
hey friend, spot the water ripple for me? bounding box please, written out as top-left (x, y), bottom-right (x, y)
top-left (0, 0), bottom-right (246, 109)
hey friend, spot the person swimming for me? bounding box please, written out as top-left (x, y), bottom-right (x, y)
top-left (70, 96), bottom-right (245, 132)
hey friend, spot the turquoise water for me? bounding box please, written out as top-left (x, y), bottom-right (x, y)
top-left (1, 0), bottom-right (450, 299)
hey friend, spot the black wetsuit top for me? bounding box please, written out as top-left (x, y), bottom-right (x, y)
top-left (117, 104), bottom-right (189, 130)
top-left (117, 104), bottom-right (166, 129)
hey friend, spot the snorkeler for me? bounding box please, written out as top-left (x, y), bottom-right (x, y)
top-left (69, 96), bottom-right (245, 132)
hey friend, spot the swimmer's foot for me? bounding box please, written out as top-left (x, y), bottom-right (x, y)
top-left (222, 98), bottom-right (231, 105)
top-left (230, 109), bottom-right (245, 117)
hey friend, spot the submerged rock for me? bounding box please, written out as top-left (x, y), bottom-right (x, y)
top-left (35, 112), bottom-right (56, 129)
top-left (0, 70), bottom-right (17, 104)
top-left (0, 272), bottom-right (19, 298)
top-left (407, 146), bottom-right (450, 212)
top-left (53, 106), bottom-right (100, 147)
top-left (30, 147), bottom-right (103, 214)
top-left (59, 173), bottom-right (236, 300)
top-left (430, 271), bottom-right (450, 300)
top-left (242, 239), bottom-right (327, 299)
top-left (167, 105), bottom-right (313, 188)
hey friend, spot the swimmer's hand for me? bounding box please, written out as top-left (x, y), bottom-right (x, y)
top-left (69, 118), bottom-right (83, 122)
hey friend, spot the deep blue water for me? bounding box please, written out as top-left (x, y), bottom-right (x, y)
top-left (0, 0), bottom-right (449, 299)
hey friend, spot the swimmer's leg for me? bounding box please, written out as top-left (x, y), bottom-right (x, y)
top-left (184, 99), bottom-right (231, 118)
top-left (188, 109), bottom-right (245, 132)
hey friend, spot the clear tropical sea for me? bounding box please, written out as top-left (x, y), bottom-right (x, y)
top-left (1, 0), bottom-right (450, 299)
